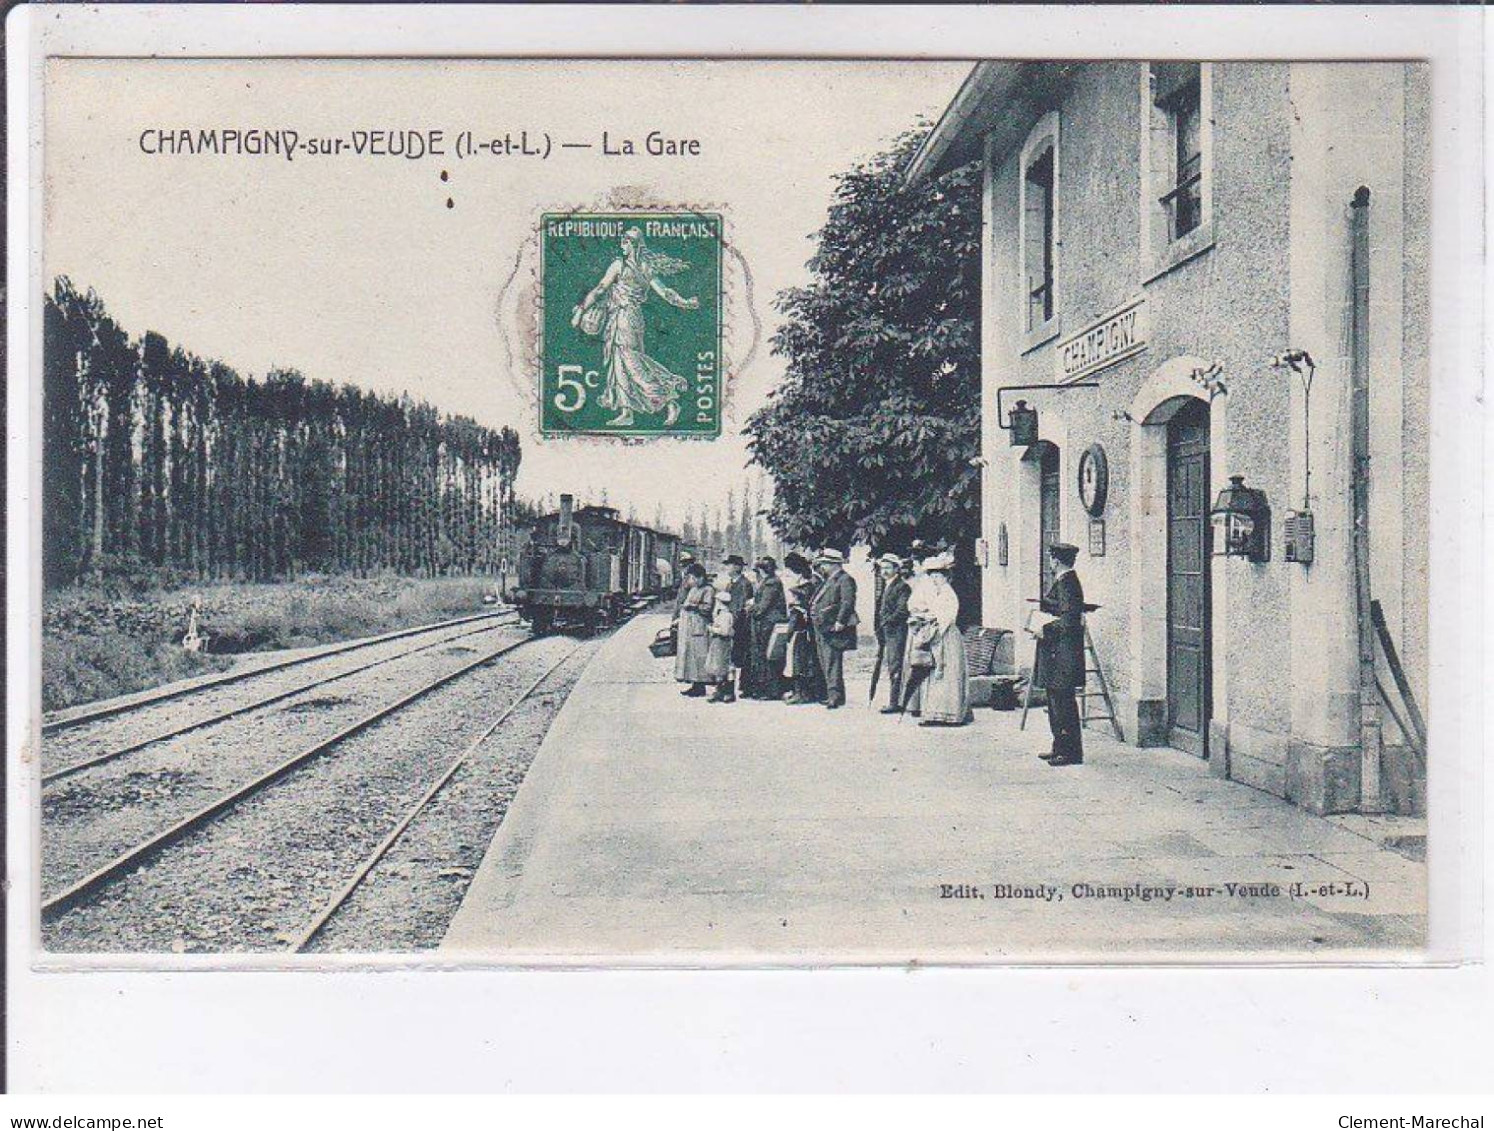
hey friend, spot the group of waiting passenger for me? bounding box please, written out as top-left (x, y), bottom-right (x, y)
top-left (669, 547), bottom-right (973, 726)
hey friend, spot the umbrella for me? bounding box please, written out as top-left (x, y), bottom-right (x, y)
top-left (896, 662), bottom-right (933, 723)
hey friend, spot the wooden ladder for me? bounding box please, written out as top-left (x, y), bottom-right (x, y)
top-left (1080, 626), bottom-right (1124, 741)
top-left (1018, 624), bottom-right (1123, 742)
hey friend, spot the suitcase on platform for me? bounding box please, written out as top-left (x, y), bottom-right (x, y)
top-left (649, 625), bottom-right (677, 659)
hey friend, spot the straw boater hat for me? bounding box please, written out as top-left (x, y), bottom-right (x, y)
top-left (921, 551), bottom-right (956, 572)
top-left (876, 552), bottom-right (904, 568)
top-left (814, 548), bottom-right (846, 565)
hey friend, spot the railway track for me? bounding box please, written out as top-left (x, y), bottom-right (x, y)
top-left (41, 608), bottom-right (518, 735)
top-left (41, 633), bottom-right (545, 923)
top-left (42, 614), bottom-right (519, 785)
top-left (285, 642), bottom-right (582, 952)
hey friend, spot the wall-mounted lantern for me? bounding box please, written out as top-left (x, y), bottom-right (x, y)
top-left (996, 382), bottom-right (1099, 449)
top-left (1210, 475), bottom-right (1271, 562)
top-left (1007, 400), bottom-right (1039, 447)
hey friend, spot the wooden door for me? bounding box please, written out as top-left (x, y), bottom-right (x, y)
top-left (1038, 442), bottom-right (1061, 597)
top-left (1166, 401), bottom-right (1211, 755)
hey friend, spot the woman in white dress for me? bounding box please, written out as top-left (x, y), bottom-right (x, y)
top-left (901, 552), bottom-right (971, 727)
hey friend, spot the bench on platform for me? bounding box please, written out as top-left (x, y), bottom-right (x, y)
top-left (962, 626), bottom-right (1022, 710)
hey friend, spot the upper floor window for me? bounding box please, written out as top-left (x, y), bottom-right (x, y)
top-left (1159, 69), bottom-right (1203, 240)
top-left (1144, 63), bottom-right (1213, 279)
top-left (1018, 111), bottom-right (1060, 341)
top-left (1024, 147), bottom-right (1055, 330)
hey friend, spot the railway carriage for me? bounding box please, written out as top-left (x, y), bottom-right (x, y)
top-left (509, 494), bottom-right (681, 632)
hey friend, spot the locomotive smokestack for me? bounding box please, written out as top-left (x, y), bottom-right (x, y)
top-left (557, 493), bottom-right (575, 546)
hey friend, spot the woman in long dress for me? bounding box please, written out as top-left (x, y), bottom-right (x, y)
top-left (571, 227), bottom-right (700, 428)
top-left (744, 556), bottom-right (788, 700)
top-left (902, 552), bottom-right (971, 727)
top-left (781, 551), bottom-right (826, 705)
top-left (675, 563), bottom-right (715, 696)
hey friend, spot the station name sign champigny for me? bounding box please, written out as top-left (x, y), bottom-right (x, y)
top-left (1055, 296), bottom-right (1148, 382)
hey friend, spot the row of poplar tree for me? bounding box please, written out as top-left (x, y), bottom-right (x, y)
top-left (43, 277), bottom-right (523, 588)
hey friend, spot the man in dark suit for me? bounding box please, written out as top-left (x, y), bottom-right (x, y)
top-left (1035, 542), bottom-right (1086, 766)
top-left (809, 548), bottom-right (858, 709)
top-left (874, 553), bottom-right (911, 715)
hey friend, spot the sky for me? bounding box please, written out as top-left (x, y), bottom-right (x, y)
top-left (45, 58), bottom-right (969, 531)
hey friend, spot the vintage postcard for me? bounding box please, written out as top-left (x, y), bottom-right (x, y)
top-left (30, 54), bottom-right (1435, 965)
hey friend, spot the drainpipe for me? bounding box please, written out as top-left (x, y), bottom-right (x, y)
top-left (1349, 186), bottom-right (1383, 812)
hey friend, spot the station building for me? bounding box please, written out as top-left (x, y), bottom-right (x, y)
top-left (907, 62), bottom-right (1429, 814)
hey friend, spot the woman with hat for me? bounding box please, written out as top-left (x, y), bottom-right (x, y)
top-left (744, 555), bottom-right (788, 700)
top-left (901, 551), bottom-right (971, 726)
top-left (674, 562), bottom-right (715, 697)
top-left (780, 551), bottom-right (826, 705)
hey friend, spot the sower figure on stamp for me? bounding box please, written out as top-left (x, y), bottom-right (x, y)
top-left (809, 549), bottom-right (858, 710)
top-left (569, 227), bottom-right (699, 429)
top-left (1032, 542), bottom-right (1086, 766)
top-left (874, 554), bottom-right (911, 715)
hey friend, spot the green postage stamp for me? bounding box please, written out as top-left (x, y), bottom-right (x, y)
top-left (541, 211), bottom-right (724, 438)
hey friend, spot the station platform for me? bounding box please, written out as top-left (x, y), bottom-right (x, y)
top-left (441, 613), bottom-right (1426, 963)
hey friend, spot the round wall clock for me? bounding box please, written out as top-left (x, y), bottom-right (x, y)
top-left (1078, 443), bottom-right (1109, 517)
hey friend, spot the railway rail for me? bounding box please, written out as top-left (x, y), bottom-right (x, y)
top-left (42, 614), bottom-right (519, 785)
top-left (41, 634), bottom-right (541, 922)
top-left (41, 608), bottom-right (517, 735)
top-left (285, 642), bottom-right (582, 952)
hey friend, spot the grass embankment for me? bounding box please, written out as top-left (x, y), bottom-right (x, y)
top-left (43, 574), bottom-right (498, 712)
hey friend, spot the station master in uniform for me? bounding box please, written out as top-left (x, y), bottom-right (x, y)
top-left (1035, 541), bottom-right (1086, 766)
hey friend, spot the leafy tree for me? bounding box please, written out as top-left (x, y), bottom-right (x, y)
top-left (745, 124), bottom-right (982, 606)
top-left (41, 279), bottom-right (523, 588)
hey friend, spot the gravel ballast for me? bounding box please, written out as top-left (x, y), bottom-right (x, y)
top-left (41, 620), bottom-right (530, 900)
top-left (41, 629), bottom-right (592, 952)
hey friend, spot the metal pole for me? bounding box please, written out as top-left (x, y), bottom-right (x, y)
top-left (1349, 186), bottom-right (1383, 812)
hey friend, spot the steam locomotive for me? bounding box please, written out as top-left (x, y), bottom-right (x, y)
top-left (508, 494), bottom-right (685, 633)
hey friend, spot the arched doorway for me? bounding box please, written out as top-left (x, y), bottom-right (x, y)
top-left (1165, 399), bottom-right (1211, 755)
top-left (1127, 355), bottom-right (1226, 753)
